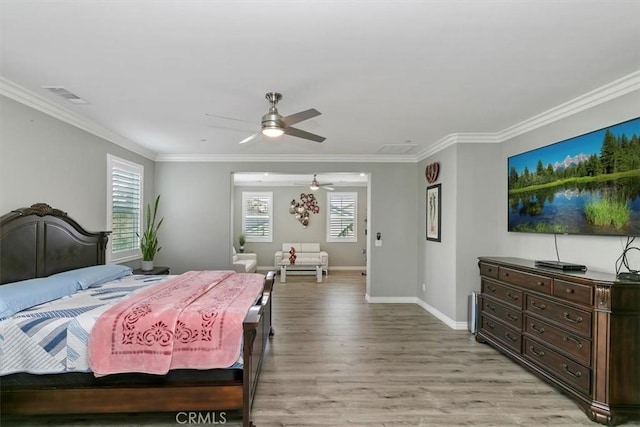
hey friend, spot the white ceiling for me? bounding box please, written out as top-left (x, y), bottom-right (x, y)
top-left (1, 1), bottom-right (639, 161)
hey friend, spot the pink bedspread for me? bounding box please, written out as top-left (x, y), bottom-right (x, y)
top-left (88, 271), bottom-right (264, 376)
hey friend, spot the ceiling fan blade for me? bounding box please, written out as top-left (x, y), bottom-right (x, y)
top-left (238, 132), bottom-right (260, 144)
top-left (281, 109), bottom-right (321, 126)
top-left (323, 186), bottom-right (335, 191)
top-left (284, 126), bottom-right (325, 143)
top-left (204, 113), bottom-right (249, 123)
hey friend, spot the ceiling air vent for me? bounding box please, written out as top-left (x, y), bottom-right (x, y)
top-left (42, 86), bottom-right (88, 104)
top-left (377, 143), bottom-right (417, 154)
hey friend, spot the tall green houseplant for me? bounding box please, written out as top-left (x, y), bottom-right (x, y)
top-left (139, 195), bottom-right (164, 262)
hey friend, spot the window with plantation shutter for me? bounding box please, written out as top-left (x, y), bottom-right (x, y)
top-left (107, 155), bottom-right (143, 262)
top-left (242, 192), bottom-right (273, 242)
top-left (327, 192), bottom-right (357, 242)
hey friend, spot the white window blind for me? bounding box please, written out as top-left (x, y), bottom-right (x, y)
top-left (242, 192), bottom-right (273, 242)
top-left (327, 192), bottom-right (357, 242)
top-left (107, 155), bottom-right (143, 262)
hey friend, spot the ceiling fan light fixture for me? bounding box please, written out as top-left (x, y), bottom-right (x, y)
top-left (236, 91), bottom-right (324, 144)
top-left (262, 125), bottom-right (284, 137)
top-left (310, 174), bottom-right (320, 191)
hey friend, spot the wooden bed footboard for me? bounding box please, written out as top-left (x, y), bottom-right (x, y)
top-left (1, 271), bottom-right (275, 427)
top-left (243, 270), bottom-right (275, 427)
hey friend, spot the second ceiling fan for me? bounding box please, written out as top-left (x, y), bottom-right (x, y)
top-left (239, 92), bottom-right (326, 145)
top-left (295, 174), bottom-right (334, 191)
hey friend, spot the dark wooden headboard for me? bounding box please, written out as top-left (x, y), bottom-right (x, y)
top-left (0, 203), bottom-right (110, 285)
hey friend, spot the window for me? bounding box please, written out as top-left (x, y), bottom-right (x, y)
top-left (107, 155), bottom-right (143, 262)
top-left (242, 192), bottom-right (273, 242)
top-left (327, 192), bottom-right (357, 242)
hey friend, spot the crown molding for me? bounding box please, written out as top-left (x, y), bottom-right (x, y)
top-left (416, 132), bottom-right (501, 161)
top-left (416, 70), bottom-right (640, 161)
top-left (4, 70), bottom-right (638, 164)
top-left (496, 70), bottom-right (640, 142)
top-left (0, 77), bottom-right (156, 161)
top-left (155, 153), bottom-right (417, 163)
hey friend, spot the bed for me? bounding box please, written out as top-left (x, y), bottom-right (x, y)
top-left (0, 203), bottom-right (274, 427)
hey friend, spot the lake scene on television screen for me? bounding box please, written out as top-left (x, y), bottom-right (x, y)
top-left (508, 117), bottom-right (640, 236)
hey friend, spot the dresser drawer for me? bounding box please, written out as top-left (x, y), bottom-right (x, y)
top-left (480, 314), bottom-right (522, 352)
top-left (553, 279), bottom-right (593, 306)
top-left (479, 262), bottom-right (499, 279)
top-left (525, 295), bottom-right (592, 338)
top-left (482, 279), bottom-right (523, 309)
top-left (499, 267), bottom-right (552, 295)
top-left (482, 297), bottom-right (522, 329)
top-left (524, 315), bottom-right (591, 367)
top-left (523, 338), bottom-right (591, 395)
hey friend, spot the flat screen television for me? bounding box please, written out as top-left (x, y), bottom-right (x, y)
top-left (508, 117), bottom-right (640, 236)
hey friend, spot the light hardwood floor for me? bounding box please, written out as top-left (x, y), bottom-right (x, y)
top-left (4, 272), bottom-right (639, 426)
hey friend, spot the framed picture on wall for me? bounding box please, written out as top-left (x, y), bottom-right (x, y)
top-left (426, 184), bottom-right (441, 242)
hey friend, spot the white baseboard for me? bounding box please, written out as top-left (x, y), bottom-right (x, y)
top-left (365, 295), bottom-right (467, 331)
top-left (329, 266), bottom-right (366, 271)
top-left (415, 298), bottom-right (468, 330)
top-left (365, 295), bottom-right (416, 304)
top-left (259, 266), bottom-right (364, 273)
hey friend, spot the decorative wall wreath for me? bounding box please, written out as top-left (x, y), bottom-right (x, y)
top-left (425, 162), bottom-right (440, 184)
top-left (289, 193), bottom-right (319, 228)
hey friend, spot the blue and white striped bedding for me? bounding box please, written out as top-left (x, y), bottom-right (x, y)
top-left (0, 274), bottom-right (171, 375)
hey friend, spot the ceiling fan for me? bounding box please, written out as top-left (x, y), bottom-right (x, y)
top-left (238, 92), bottom-right (326, 145)
top-left (296, 174), bottom-right (334, 191)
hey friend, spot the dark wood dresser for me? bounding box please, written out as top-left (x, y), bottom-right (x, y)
top-left (477, 257), bottom-right (639, 426)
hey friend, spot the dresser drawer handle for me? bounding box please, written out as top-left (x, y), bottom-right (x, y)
top-left (486, 285), bottom-right (496, 292)
top-left (563, 312), bottom-right (583, 324)
top-left (531, 301), bottom-right (546, 310)
top-left (504, 272), bottom-right (509, 277)
top-left (536, 281), bottom-right (545, 286)
top-left (562, 364), bottom-right (582, 378)
top-left (505, 332), bottom-right (517, 342)
top-left (563, 336), bottom-right (583, 349)
top-left (487, 303), bottom-right (496, 311)
top-left (530, 324), bottom-right (545, 334)
top-left (506, 313), bottom-right (519, 322)
top-left (565, 288), bottom-right (575, 294)
top-left (506, 292), bottom-right (519, 301)
top-left (486, 321), bottom-right (495, 330)
top-left (529, 346), bottom-right (545, 357)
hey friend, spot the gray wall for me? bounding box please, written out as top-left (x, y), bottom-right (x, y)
top-left (233, 185), bottom-right (367, 268)
top-left (0, 96), bottom-right (156, 270)
top-left (418, 145), bottom-right (457, 320)
top-left (455, 143), bottom-right (501, 321)
top-left (416, 89), bottom-right (639, 325)
top-left (5, 85), bottom-right (637, 325)
top-left (497, 90), bottom-right (640, 273)
top-left (155, 162), bottom-right (418, 298)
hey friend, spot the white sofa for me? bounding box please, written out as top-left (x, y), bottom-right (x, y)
top-left (274, 243), bottom-right (328, 275)
top-left (232, 247), bottom-right (257, 273)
